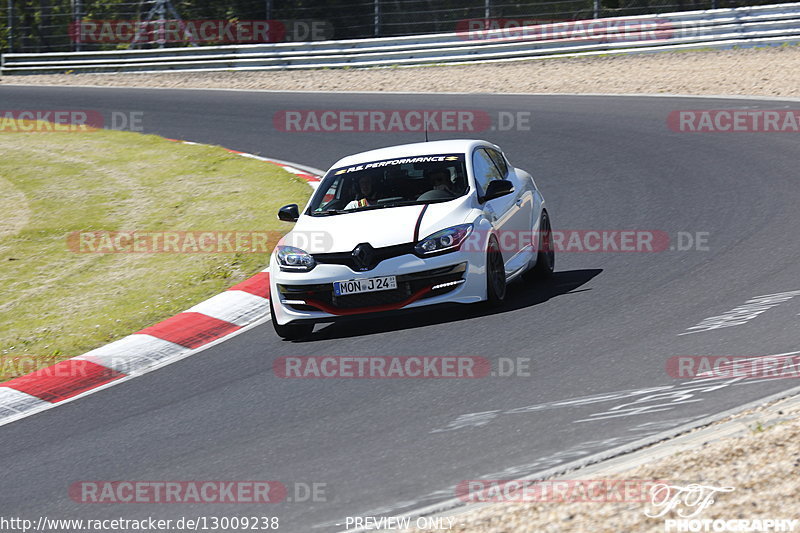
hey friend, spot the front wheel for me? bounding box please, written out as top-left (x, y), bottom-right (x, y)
top-left (485, 236), bottom-right (507, 306)
top-left (525, 211), bottom-right (555, 281)
top-left (270, 297), bottom-right (313, 340)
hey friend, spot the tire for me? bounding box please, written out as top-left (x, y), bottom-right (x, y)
top-left (270, 297), bottom-right (313, 340)
top-left (525, 211), bottom-right (555, 281)
top-left (485, 236), bottom-right (507, 305)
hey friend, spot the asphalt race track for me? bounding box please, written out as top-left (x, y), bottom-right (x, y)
top-left (2, 86), bottom-right (800, 531)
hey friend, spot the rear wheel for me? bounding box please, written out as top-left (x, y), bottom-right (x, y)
top-left (525, 211), bottom-right (555, 281)
top-left (270, 297), bottom-right (313, 340)
top-left (485, 236), bottom-right (507, 305)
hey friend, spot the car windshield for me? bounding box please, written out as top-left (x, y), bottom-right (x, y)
top-left (307, 153), bottom-right (468, 216)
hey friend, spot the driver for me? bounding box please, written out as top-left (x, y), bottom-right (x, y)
top-left (345, 172), bottom-right (380, 209)
top-left (428, 168), bottom-right (457, 195)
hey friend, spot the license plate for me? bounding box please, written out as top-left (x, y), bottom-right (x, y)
top-left (334, 276), bottom-right (397, 296)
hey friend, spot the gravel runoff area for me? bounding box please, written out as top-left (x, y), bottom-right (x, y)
top-left (408, 396), bottom-right (800, 533)
top-left (1, 46), bottom-right (799, 98)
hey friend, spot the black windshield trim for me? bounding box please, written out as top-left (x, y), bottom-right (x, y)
top-left (310, 198), bottom-right (455, 217)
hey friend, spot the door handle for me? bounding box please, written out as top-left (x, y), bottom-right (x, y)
top-left (515, 198), bottom-right (523, 206)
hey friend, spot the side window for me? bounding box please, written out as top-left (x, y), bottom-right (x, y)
top-left (471, 148), bottom-right (503, 196)
top-left (486, 148), bottom-right (508, 177)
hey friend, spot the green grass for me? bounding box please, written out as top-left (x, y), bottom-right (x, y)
top-left (0, 126), bottom-right (311, 381)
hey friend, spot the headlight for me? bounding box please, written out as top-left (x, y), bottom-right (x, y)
top-left (276, 245), bottom-right (316, 272)
top-left (415, 224), bottom-right (473, 256)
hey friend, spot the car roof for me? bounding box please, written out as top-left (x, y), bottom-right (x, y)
top-left (330, 139), bottom-right (497, 169)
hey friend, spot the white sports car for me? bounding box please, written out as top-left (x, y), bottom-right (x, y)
top-left (269, 139), bottom-right (554, 340)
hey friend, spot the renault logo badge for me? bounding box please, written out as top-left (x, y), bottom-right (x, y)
top-left (352, 243), bottom-right (375, 271)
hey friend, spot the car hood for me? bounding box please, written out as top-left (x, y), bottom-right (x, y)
top-left (283, 199), bottom-right (472, 254)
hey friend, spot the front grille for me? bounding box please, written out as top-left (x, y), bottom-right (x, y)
top-left (313, 243), bottom-right (417, 271)
top-left (278, 263), bottom-right (466, 313)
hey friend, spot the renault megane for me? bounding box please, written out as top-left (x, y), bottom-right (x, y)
top-left (269, 139), bottom-right (554, 340)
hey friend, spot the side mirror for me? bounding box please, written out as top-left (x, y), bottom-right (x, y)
top-left (481, 179), bottom-right (514, 203)
top-left (278, 204), bottom-right (300, 222)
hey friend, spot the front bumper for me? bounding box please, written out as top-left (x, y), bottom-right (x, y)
top-left (269, 252), bottom-right (486, 325)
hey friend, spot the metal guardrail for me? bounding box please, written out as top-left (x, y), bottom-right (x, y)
top-left (2, 2), bottom-right (799, 74)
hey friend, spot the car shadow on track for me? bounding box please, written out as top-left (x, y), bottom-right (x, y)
top-left (298, 268), bottom-right (602, 342)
